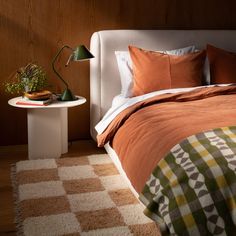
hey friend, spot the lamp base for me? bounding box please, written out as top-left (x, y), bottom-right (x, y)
top-left (59, 89), bottom-right (77, 101)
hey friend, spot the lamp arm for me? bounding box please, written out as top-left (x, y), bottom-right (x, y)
top-left (52, 45), bottom-right (73, 88)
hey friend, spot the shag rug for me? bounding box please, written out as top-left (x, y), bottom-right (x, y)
top-left (12, 154), bottom-right (161, 236)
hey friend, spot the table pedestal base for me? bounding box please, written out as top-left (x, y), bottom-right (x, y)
top-left (27, 108), bottom-right (68, 159)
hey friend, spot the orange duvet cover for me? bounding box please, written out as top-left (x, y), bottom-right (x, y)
top-left (97, 85), bottom-right (236, 192)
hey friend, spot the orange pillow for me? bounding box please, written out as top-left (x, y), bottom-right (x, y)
top-left (129, 46), bottom-right (206, 96)
top-left (207, 44), bottom-right (236, 84)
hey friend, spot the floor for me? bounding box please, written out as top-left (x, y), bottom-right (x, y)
top-left (0, 139), bottom-right (105, 236)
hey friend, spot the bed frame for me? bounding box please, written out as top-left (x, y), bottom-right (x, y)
top-left (90, 30), bottom-right (236, 140)
top-left (89, 29), bottom-right (236, 196)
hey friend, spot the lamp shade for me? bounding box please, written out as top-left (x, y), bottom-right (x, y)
top-left (72, 45), bottom-right (94, 61)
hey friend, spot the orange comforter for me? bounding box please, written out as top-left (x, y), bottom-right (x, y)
top-left (97, 86), bottom-right (236, 192)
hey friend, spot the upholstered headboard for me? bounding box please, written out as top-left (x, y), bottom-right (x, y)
top-left (90, 30), bottom-right (236, 140)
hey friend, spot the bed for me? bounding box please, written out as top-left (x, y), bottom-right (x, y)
top-left (90, 30), bottom-right (236, 235)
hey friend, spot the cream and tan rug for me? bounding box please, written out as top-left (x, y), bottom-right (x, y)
top-left (12, 154), bottom-right (161, 236)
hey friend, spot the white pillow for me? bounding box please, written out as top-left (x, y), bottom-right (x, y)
top-left (115, 45), bottom-right (196, 97)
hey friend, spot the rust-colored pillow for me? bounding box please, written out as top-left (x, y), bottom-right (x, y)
top-left (129, 46), bottom-right (206, 96)
top-left (207, 44), bottom-right (236, 84)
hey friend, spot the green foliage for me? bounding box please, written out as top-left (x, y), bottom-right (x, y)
top-left (4, 63), bottom-right (48, 94)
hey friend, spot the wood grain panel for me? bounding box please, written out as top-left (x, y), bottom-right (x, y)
top-left (1, 0), bottom-right (236, 145)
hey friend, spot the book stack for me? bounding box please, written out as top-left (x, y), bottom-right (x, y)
top-left (16, 97), bottom-right (53, 106)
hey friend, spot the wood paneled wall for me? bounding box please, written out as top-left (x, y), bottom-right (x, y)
top-left (1, 0), bottom-right (236, 145)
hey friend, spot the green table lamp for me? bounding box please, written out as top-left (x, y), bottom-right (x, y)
top-left (52, 45), bottom-right (94, 101)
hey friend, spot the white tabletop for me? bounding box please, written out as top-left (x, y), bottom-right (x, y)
top-left (8, 96), bottom-right (86, 109)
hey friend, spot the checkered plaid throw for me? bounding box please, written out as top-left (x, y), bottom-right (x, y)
top-left (12, 154), bottom-right (160, 236)
top-left (140, 126), bottom-right (236, 235)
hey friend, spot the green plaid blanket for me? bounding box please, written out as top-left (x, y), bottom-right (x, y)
top-left (140, 126), bottom-right (236, 235)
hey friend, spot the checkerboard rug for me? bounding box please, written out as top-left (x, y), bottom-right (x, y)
top-left (12, 154), bottom-right (161, 236)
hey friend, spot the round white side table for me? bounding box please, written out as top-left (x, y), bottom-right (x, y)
top-left (8, 96), bottom-right (86, 160)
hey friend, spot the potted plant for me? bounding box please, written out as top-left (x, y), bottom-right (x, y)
top-left (4, 63), bottom-right (52, 100)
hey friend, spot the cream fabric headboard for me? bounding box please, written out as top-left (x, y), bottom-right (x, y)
top-left (90, 30), bottom-right (236, 140)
